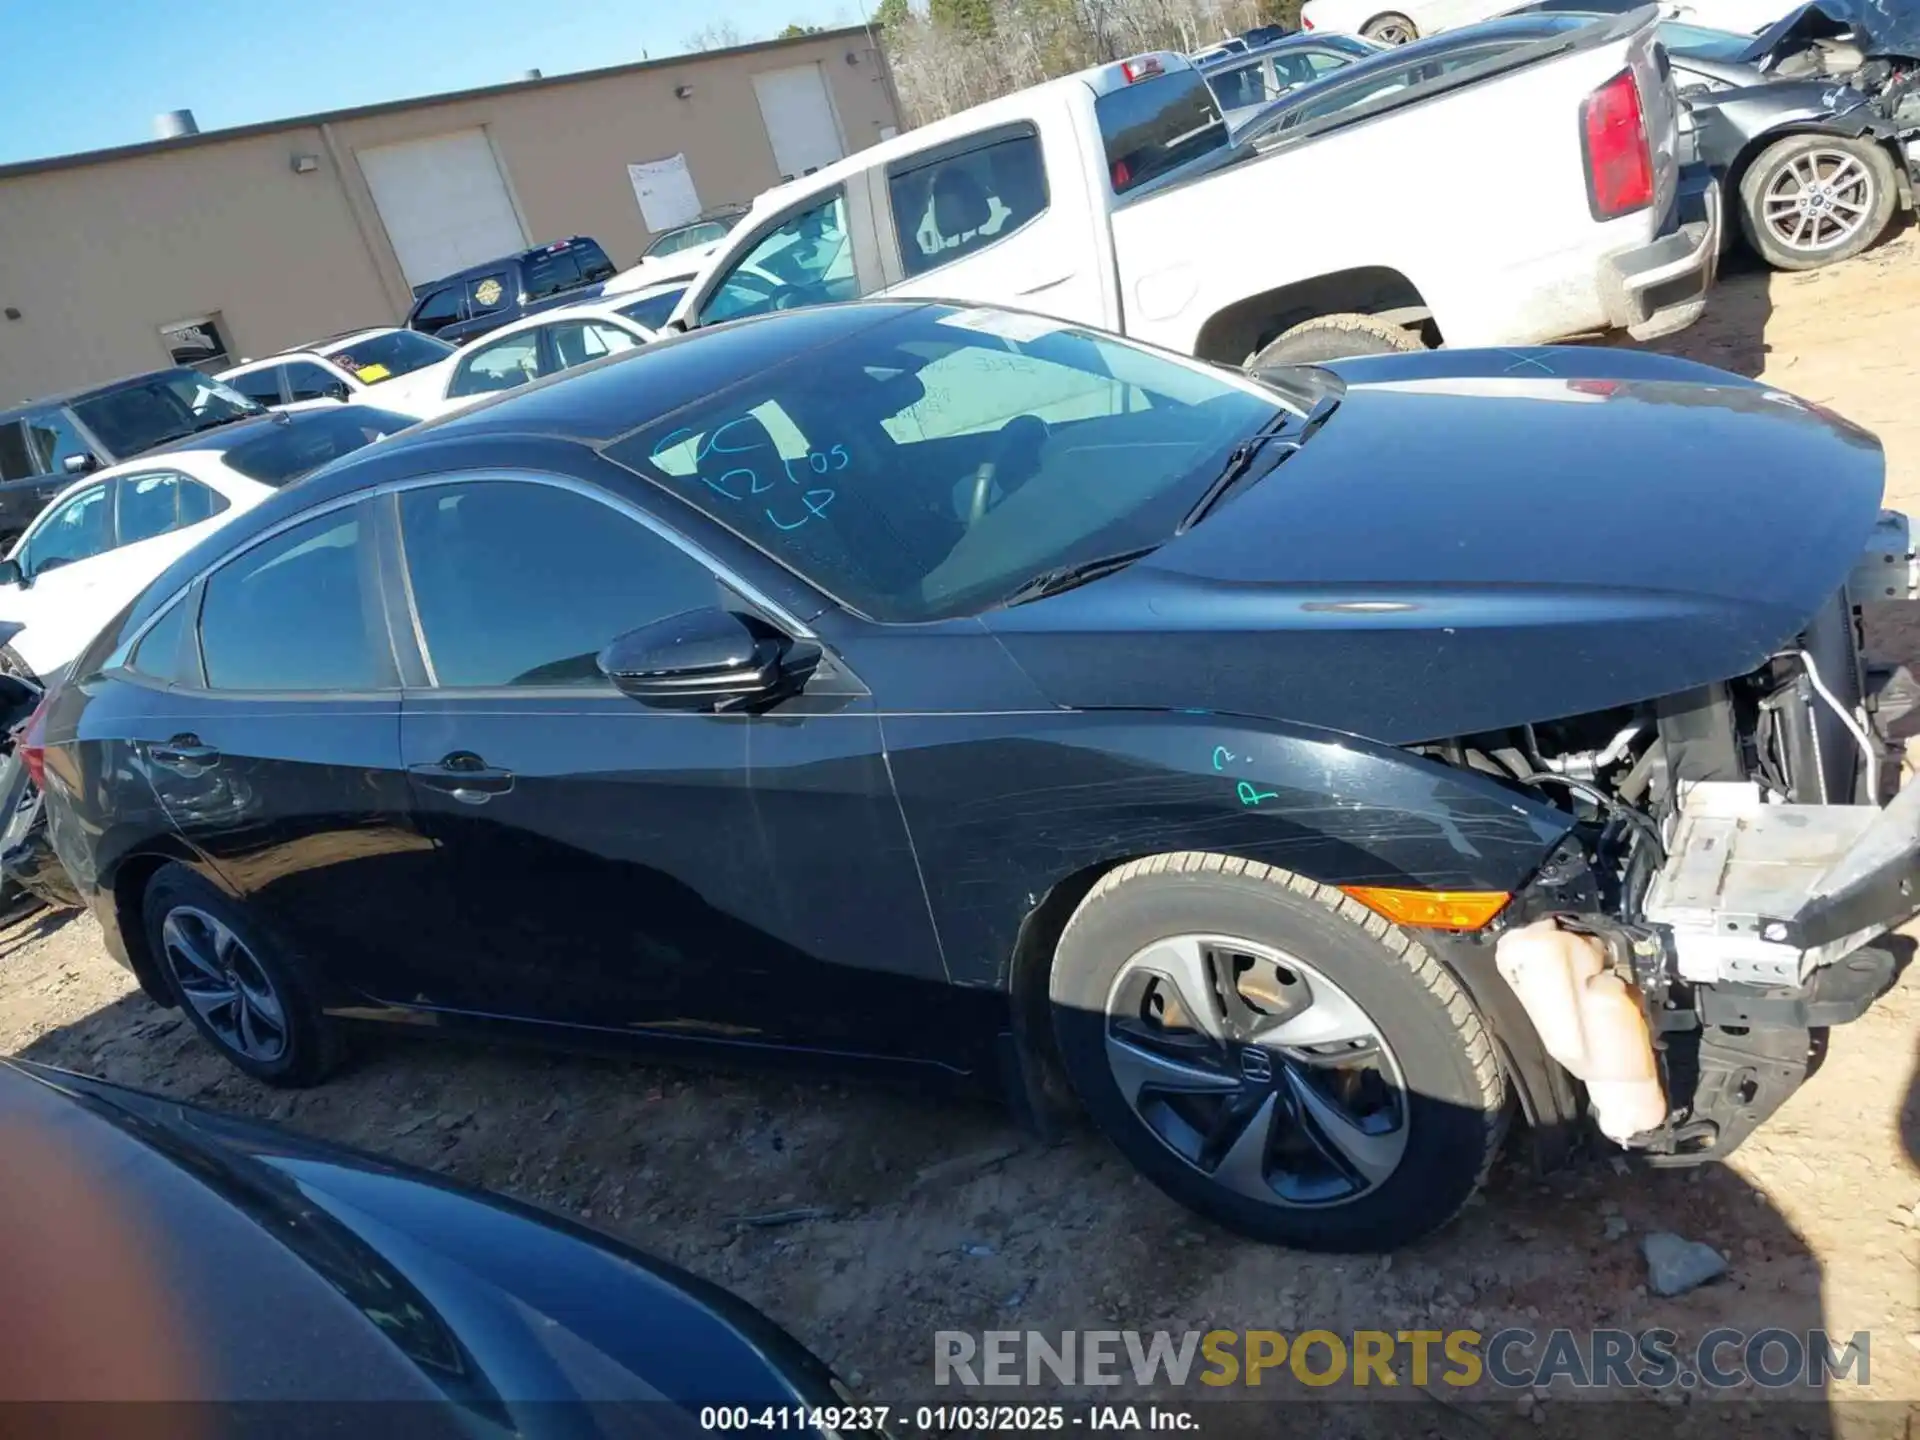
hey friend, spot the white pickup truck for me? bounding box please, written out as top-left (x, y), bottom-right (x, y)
top-left (667, 7), bottom-right (1720, 366)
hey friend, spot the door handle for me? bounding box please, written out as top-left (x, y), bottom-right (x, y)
top-left (409, 753), bottom-right (515, 805)
top-left (148, 734), bottom-right (221, 771)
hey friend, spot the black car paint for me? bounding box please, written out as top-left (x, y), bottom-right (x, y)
top-left (407, 238), bottom-right (618, 347)
top-left (0, 1057), bottom-right (860, 1422)
top-left (37, 306), bottom-right (1883, 1113)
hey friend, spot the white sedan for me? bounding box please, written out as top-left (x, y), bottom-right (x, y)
top-left (0, 402), bottom-right (412, 682)
top-left (382, 291), bottom-right (686, 421)
top-left (217, 328), bottom-right (456, 416)
top-left (1300, 0), bottom-right (1798, 43)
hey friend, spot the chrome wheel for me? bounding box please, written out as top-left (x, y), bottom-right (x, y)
top-left (162, 905), bottom-right (289, 1063)
top-left (1762, 148), bottom-right (1875, 254)
top-left (1363, 18), bottom-right (1415, 44)
top-left (1103, 934), bottom-right (1409, 1207)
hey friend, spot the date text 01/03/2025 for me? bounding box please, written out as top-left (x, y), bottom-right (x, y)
top-left (698, 1405), bottom-right (1200, 1432)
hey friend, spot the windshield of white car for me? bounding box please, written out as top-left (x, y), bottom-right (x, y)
top-left (1095, 66), bottom-right (1231, 193)
top-left (605, 306), bottom-right (1287, 623)
top-left (220, 406), bottom-right (413, 487)
top-left (320, 330), bottom-right (455, 383)
top-left (617, 288), bottom-right (689, 331)
top-left (70, 371), bottom-right (263, 456)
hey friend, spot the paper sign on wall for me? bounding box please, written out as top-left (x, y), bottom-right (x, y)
top-left (628, 154), bottom-right (702, 233)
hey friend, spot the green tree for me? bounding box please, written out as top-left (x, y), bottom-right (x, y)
top-left (873, 0), bottom-right (911, 26)
top-left (778, 21), bottom-right (825, 35)
top-left (929, 0), bottom-right (995, 36)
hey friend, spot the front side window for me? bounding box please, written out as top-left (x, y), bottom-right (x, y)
top-left (1095, 67), bottom-right (1228, 194)
top-left (617, 287), bottom-right (688, 332)
top-left (412, 286), bottom-right (466, 332)
top-left (320, 330), bottom-right (454, 384)
top-left (219, 406), bottom-right (411, 487)
top-left (20, 483), bottom-right (113, 577)
top-left (1207, 61), bottom-right (1270, 112)
top-left (283, 361), bottom-right (341, 403)
top-left (889, 133), bottom-right (1049, 279)
top-left (1271, 48), bottom-right (1362, 88)
top-left (115, 471), bottom-right (229, 545)
top-left (547, 320), bottom-right (640, 371)
top-left (449, 334), bottom-right (542, 398)
top-left (199, 509), bottom-right (387, 691)
top-left (398, 481), bottom-right (723, 688)
top-left (0, 422), bottom-right (34, 482)
top-left (698, 193), bottom-right (860, 327)
top-left (23, 409), bottom-right (97, 475)
top-left (70, 370), bottom-right (261, 457)
top-left (606, 306), bottom-right (1283, 623)
top-left (126, 592), bottom-right (201, 687)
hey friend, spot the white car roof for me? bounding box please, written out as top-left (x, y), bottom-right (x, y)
top-left (215, 328), bottom-right (405, 377)
top-left (8, 444), bottom-right (266, 559)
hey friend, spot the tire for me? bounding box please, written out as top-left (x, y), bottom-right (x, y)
top-left (1246, 313), bottom-right (1422, 369)
top-left (1361, 12), bottom-right (1418, 43)
top-left (142, 863), bottom-right (342, 1087)
top-left (1050, 853), bottom-right (1507, 1252)
top-left (1738, 134), bottom-right (1897, 272)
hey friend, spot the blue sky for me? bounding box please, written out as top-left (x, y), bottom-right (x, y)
top-left (0, 0), bottom-right (868, 166)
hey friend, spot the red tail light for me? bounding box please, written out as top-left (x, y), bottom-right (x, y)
top-left (1580, 69), bottom-right (1653, 221)
top-left (16, 690), bottom-right (51, 792)
top-left (1301, 14), bottom-right (1314, 26)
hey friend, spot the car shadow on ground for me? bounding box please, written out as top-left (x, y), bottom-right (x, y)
top-left (1627, 247), bottom-right (1776, 380)
top-left (8, 957), bottom-right (1858, 1435)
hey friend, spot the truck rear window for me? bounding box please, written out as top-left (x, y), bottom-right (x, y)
top-left (1095, 69), bottom-right (1228, 194)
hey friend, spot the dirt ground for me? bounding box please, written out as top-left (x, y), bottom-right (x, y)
top-left (6, 234), bottom-right (1920, 1436)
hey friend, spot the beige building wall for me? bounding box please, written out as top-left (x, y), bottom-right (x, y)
top-left (0, 28), bottom-right (900, 409)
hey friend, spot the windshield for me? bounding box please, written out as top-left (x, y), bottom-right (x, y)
top-left (644, 221), bottom-right (730, 258)
top-left (70, 370), bottom-right (262, 456)
top-left (1656, 21), bottom-right (1757, 60)
top-left (220, 406), bottom-right (413, 487)
top-left (320, 330), bottom-right (455, 384)
top-left (617, 288), bottom-right (690, 332)
top-left (604, 306), bottom-right (1286, 622)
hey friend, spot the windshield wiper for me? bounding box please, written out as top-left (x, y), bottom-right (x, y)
top-left (1178, 395), bottom-right (1339, 534)
top-left (998, 547), bottom-right (1158, 608)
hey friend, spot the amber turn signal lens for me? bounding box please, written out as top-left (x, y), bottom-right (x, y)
top-left (1339, 886), bottom-right (1510, 931)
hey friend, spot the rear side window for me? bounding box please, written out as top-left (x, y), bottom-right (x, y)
top-left (572, 240), bottom-right (616, 284)
top-left (889, 132), bottom-right (1050, 279)
top-left (522, 250), bottom-right (584, 301)
top-left (282, 361), bottom-right (339, 402)
top-left (449, 333), bottom-right (542, 397)
top-left (199, 508), bottom-right (389, 691)
top-left (115, 472), bottom-right (231, 545)
top-left (127, 592), bottom-right (202, 687)
top-left (397, 480), bottom-right (722, 688)
top-left (228, 369), bottom-right (284, 407)
top-left (1095, 68), bottom-right (1228, 194)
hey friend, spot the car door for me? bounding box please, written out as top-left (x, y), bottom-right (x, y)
top-left (3, 480), bottom-right (116, 676)
top-left (387, 473), bottom-right (946, 1054)
top-left (449, 270), bottom-right (516, 344)
top-left (121, 500), bottom-right (436, 991)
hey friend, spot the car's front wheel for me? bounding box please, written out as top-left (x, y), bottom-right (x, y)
top-left (1050, 853), bottom-right (1506, 1251)
top-left (143, 863), bottom-right (342, 1086)
top-left (1738, 134), bottom-right (1897, 272)
top-left (1361, 12), bottom-right (1418, 43)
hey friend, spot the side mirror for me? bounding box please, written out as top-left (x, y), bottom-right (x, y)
top-left (0, 559), bottom-right (21, 588)
top-left (597, 607), bottom-right (801, 710)
top-left (325, 381), bottom-right (352, 402)
top-left (62, 454), bottom-right (97, 476)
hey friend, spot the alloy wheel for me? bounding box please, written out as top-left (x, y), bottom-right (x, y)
top-left (1102, 934), bottom-right (1409, 1206)
top-left (1366, 20), bottom-right (1415, 44)
top-left (162, 905), bottom-right (289, 1063)
top-left (1762, 148), bottom-right (1875, 254)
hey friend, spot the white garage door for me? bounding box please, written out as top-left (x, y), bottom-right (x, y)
top-left (357, 130), bottom-right (526, 289)
top-left (753, 64), bottom-right (846, 182)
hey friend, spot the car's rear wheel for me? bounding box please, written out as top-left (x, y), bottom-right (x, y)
top-left (143, 863), bottom-right (342, 1087)
top-left (1246, 313), bottom-right (1423, 369)
top-left (1050, 853), bottom-right (1506, 1251)
top-left (1361, 12), bottom-right (1418, 43)
top-left (1738, 134), bottom-right (1897, 272)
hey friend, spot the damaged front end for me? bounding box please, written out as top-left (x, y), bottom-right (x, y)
top-left (1424, 525), bottom-right (1920, 1165)
top-left (1741, 0), bottom-right (1920, 125)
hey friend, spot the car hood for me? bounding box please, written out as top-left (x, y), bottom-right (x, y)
top-left (1738, 0), bottom-right (1920, 62)
top-left (983, 348), bottom-right (1884, 744)
top-left (2, 1060), bottom-right (847, 1421)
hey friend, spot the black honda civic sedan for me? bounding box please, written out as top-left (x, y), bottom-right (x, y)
top-left (28, 301), bottom-right (1902, 1251)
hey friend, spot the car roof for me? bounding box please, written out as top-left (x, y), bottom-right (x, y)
top-left (0, 366), bottom-right (212, 420)
top-left (1200, 32), bottom-right (1371, 67)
